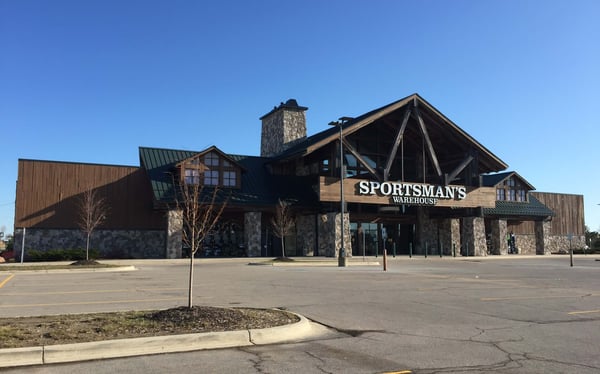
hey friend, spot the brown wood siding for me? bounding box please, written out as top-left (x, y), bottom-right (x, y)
top-left (508, 220), bottom-right (535, 235)
top-left (15, 160), bottom-right (165, 230)
top-left (531, 192), bottom-right (585, 235)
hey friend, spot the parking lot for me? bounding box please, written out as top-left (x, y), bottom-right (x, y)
top-left (1, 255), bottom-right (599, 373)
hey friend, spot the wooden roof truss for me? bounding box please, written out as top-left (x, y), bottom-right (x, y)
top-left (337, 98), bottom-right (480, 186)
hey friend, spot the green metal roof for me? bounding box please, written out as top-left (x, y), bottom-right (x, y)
top-left (483, 195), bottom-right (554, 218)
top-left (138, 146), bottom-right (319, 209)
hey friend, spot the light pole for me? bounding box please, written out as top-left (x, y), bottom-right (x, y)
top-left (329, 118), bottom-right (350, 267)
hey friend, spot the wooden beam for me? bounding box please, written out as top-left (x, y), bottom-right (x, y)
top-left (341, 137), bottom-right (382, 181)
top-left (413, 106), bottom-right (443, 179)
top-left (446, 155), bottom-right (473, 185)
top-left (383, 107), bottom-right (411, 181)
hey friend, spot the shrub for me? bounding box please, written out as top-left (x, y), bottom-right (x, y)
top-left (24, 248), bottom-right (100, 262)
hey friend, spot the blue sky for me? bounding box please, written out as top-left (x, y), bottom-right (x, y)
top-left (1, 0), bottom-right (599, 235)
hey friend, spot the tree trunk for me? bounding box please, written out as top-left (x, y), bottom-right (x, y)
top-left (188, 254), bottom-right (194, 308)
top-left (281, 236), bottom-right (286, 258)
top-left (86, 233), bottom-right (90, 261)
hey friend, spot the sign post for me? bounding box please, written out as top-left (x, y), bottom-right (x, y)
top-left (20, 227), bottom-right (26, 264)
top-left (568, 233), bottom-right (573, 267)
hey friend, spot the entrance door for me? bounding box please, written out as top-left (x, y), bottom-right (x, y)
top-left (396, 224), bottom-right (415, 255)
top-left (381, 223), bottom-right (414, 256)
top-left (351, 222), bottom-right (379, 257)
top-left (351, 222), bottom-right (415, 256)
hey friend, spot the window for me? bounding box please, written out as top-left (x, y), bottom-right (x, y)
top-left (181, 151), bottom-right (240, 188)
top-left (204, 152), bottom-right (219, 166)
top-left (496, 188), bottom-right (505, 201)
top-left (508, 189), bottom-right (516, 201)
top-left (321, 159), bottom-right (329, 173)
top-left (518, 190), bottom-right (526, 202)
top-left (204, 170), bottom-right (219, 185)
top-left (223, 171), bottom-right (236, 187)
top-left (184, 169), bottom-right (200, 184)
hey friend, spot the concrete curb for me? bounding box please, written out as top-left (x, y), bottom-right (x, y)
top-left (0, 265), bottom-right (137, 274)
top-left (249, 261), bottom-right (380, 267)
top-left (0, 312), bottom-right (313, 368)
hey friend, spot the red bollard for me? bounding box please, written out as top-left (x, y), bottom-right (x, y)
top-left (383, 249), bottom-right (387, 271)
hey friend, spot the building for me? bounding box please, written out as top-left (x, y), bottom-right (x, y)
top-left (13, 94), bottom-right (586, 258)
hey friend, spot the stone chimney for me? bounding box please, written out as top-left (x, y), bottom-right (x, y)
top-left (260, 99), bottom-right (308, 157)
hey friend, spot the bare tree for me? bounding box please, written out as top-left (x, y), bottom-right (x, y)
top-left (174, 179), bottom-right (227, 308)
top-left (78, 189), bottom-right (108, 261)
top-left (271, 199), bottom-right (295, 258)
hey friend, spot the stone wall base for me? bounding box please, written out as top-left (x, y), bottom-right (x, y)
top-left (545, 235), bottom-right (586, 253)
top-left (13, 228), bottom-right (165, 259)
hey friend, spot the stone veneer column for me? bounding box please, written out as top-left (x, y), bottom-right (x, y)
top-left (318, 213), bottom-right (335, 257)
top-left (296, 215), bottom-right (316, 256)
top-left (462, 217), bottom-right (487, 256)
top-left (416, 207), bottom-right (437, 255)
top-left (535, 220), bottom-right (551, 255)
top-left (490, 219), bottom-right (508, 255)
top-left (166, 209), bottom-right (183, 259)
top-left (244, 212), bottom-right (262, 257)
top-left (318, 212), bottom-right (351, 258)
top-left (439, 218), bottom-right (461, 256)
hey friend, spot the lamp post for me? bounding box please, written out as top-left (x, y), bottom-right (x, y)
top-left (329, 118), bottom-right (350, 267)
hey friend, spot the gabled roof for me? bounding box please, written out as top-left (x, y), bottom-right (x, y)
top-left (175, 145), bottom-right (244, 171)
top-left (483, 195), bottom-right (555, 219)
top-left (273, 93), bottom-right (508, 173)
top-left (139, 146), bottom-right (318, 208)
top-left (482, 171), bottom-right (535, 190)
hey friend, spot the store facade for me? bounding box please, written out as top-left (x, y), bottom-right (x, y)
top-left (14, 94), bottom-right (585, 258)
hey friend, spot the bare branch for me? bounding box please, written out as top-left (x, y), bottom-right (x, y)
top-left (271, 199), bottom-right (295, 258)
top-left (77, 189), bottom-right (108, 260)
top-left (172, 175), bottom-right (228, 309)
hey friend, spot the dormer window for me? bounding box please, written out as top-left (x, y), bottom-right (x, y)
top-left (223, 171), bottom-right (237, 186)
top-left (204, 170), bottom-right (219, 185)
top-left (205, 152), bottom-right (219, 166)
top-left (496, 176), bottom-right (528, 202)
top-left (184, 169), bottom-right (201, 184)
top-left (179, 149), bottom-right (241, 189)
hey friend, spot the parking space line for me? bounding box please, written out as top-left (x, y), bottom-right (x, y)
top-left (481, 294), bottom-right (598, 301)
top-left (0, 274), bottom-right (15, 288)
top-left (1, 287), bottom-right (186, 296)
top-left (568, 309), bottom-right (600, 315)
top-left (0, 297), bottom-right (186, 308)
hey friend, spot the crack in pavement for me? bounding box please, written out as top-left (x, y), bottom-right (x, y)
top-left (239, 346), bottom-right (270, 373)
top-left (304, 351), bottom-right (335, 374)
